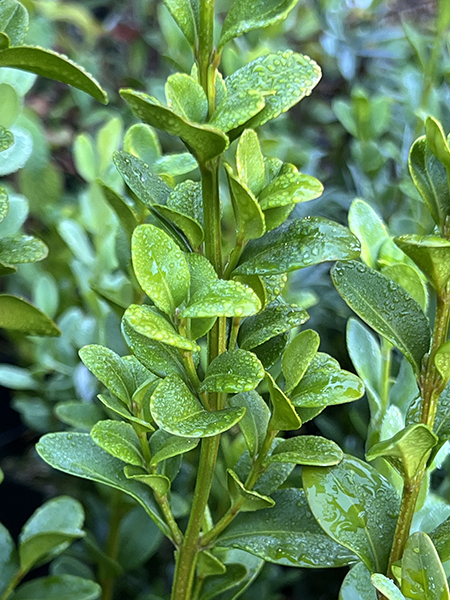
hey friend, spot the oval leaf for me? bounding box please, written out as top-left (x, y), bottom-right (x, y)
top-left (282, 329), bottom-right (320, 393)
top-left (402, 532), bottom-right (450, 600)
top-left (11, 575), bottom-right (101, 600)
top-left (394, 234), bottom-right (450, 293)
top-left (201, 349), bottom-right (264, 394)
top-left (182, 279), bottom-right (261, 318)
top-left (269, 435), bottom-right (343, 466)
top-left (91, 420), bottom-right (144, 467)
top-left (0, 294), bottom-right (60, 336)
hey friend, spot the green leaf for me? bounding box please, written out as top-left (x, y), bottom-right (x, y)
top-left (0, 522), bottom-right (19, 597)
top-left (124, 304), bottom-right (199, 352)
top-left (290, 351), bottom-right (364, 407)
top-left (394, 235), bottom-right (450, 293)
top-left (0, 0), bottom-right (28, 46)
top-left (219, 0), bottom-right (297, 49)
top-left (98, 182), bottom-right (138, 237)
top-left (0, 234), bottom-right (47, 264)
top-left (223, 51), bottom-right (321, 131)
top-left (132, 224), bottom-right (190, 315)
top-left (123, 123), bottom-right (161, 165)
top-left (339, 562), bottom-right (377, 600)
top-left (150, 375), bottom-right (245, 437)
top-left (0, 294), bottom-right (60, 336)
top-left (269, 435), bottom-right (343, 466)
top-left (227, 469), bottom-right (275, 511)
top-left (209, 89), bottom-right (266, 136)
top-left (36, 433), bottom-right (169, 536)
top-left (199, 563), bottom-right (248, 600)
top-left (97, 394), bottom-right (154, 432)
top-left (0, 82), bottom-right (20, 129)
top-left (259, 163), bottom-right (323, 210)
top-left (402, 532), bottom-right (450, 600)
top-left (0, 32), bottom-right (9, 50)
top-left (182, 279), bottom-right (261, 318)
top-left (19, 497), bottom-right (85, 573)
top-left (54, 402), bottom-right (104, 432)
top-left (381, 263), bottom-right (428, 312)
top-left (348, 198), bottom-right (389, 269)
top-left (0, 46), bottom-right (107, 104)
top-left (120, 89), bottom-right (228, 163)
top-left (164, 0), bottom-right (197, 47)
top-left (253, 332), bottom-right (288, 369)
top-left (371, 574), bottom-right (407, 600)
top-left (91, 420), bottom-right (144, 466)
top-left (79, 345), bottom-right (132, 405)
top-left (201, 349), bottom-right (264, 393)
top-left (234, 217), bottom-right (361, 276)
top-left (0, 125), bottom-right (13, 151)
top-left (332, 261), bottom-right (430, 374)
top-left (217, 488), bottom-right (355, 567)
top-left (266, 371), bottom-right (301, 431)
top-left (229, 391), bottom-right (270, 457)
top-left (236, 129), bottom-right (265, 197)
top-left (149, 431), bottom-right (198, 465)
top-left (165, 73), bottom-right (207, 123)
top-left (0, 186), bottom-right (8, 222)
top-left (303, 455), bottom-right (400, 572)
top-left (118, 507), bottom-right (163, 570)
top-left (367, 424), bottom-right (437, 483)
top-left (282, 329), bottom-right (320, 393)
top-left (435, 340), bottom-right (450, 386)
top-left (238, 299), bottom-right (308, 350)
top-left (11, 575), bottom-right (101, 600)
top-left (123, 466), bottom-right (170, 496)
top-left (224, 163), bottom-right (265, 241)
top-left (430, 513), bottom-right (450, 562)
top-left (185, 253), bottom-right (217, 339)
top-left (425, 116), bottom-right (450, 170)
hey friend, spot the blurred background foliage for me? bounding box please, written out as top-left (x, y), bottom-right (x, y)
top-left (1, 0), bottom-right (449, 598)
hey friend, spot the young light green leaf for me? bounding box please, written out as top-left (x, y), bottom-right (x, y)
top-left (209, 88), bottom-right (266, 135)
top-left (269, 435), bottom-right (343, 466)
top-left (0, 0), bottom-right (29, 46)
top-left (219, 0), bottom-right (298, 49)
top-left (149, 431), bottom-right (198, 465)
top-left (348, 198), bottom-right (389, 269)
top-left (229, 391), bottom-right (270, 457)
top-left (366, 424), bottom-right (437, 483)
top-left (120, 89), bottom-right (228, 163)
top-left (258, 164), bottom-right (323, 210)
top-left (266, 371), bottom-right (301, 431)
top-left (19, 497), bottom-right (85, 573)
top-left (0, 523), bottom-right (18, 597)
top-left (200, 349), bottom-right (265, 393)
top-left (394, 235), bottom-right (450, 293)
top-left (217, 488), bottom-right (355, 567)
top-left (381, 263), bottom-right (428, 312)
top-left (371, 574), bottom-right (407, 600)
top-left (303, 455), bottom-right (401, 572)
top-left (185, 252), bottom-right (217, 338)
top-left (182, 279), bottom-right (261, 318)
top-left (123, 466), bottom-right (170, 496)
top-left (164, 0), bottom-right (198, 47)
top-left (0, 234), bottom-right (47, 264)
top-left (91, 420), bottom-right (144, 467)
top-left (165, 73), bottom-right (207, 123)
top-left (224, 163), bottom-right (265, 241)
top-left (224, 51), bottom-right (321, 131)
top-left (339, 562), bottom-right (377, 600)
top-left (290, 352), bottom-right (364, 407)
top-left (425, 115), bottom-right (450, 170)
top-left (0, 46), bottom-right (108, 104)
top-left (435, 340), bottom-right (450, 386)
top-left (402, 532), bottom-right (450, 600)
top-left (36, 433), bottom-right (169, 536)
top-left (79, 345), bottom-right (132, 405)
top-left (234, 217), bottom-right (361, 276)
top-left (227, 469), bottom-right (275, 511)
top-left (132, 224), bottom-right (190, 315)
top-left (98, 182), bottom-right (138, 237)
top-left (124, 305), bottom-right (199, 352)
top-left (238, 299), bottom-right (308, 350)
top-left (197, 551), bottom-right (226, 578)
top-left (332, 261), bottom-right (430, 374)
top-left (282, 329), bottom-right (320, 393)
top-left (150, 375), bottom-right (245, 437)
top-left (123, 123), bottom-right (161, 165)
top-left (236, 129), bottom-right (265, 197)
top-left (0, 294), bottom-right (60, 336)
top-left (11, 575), bottom-right (101, 600)
top-left (0, 125), bottom-right (13, 151)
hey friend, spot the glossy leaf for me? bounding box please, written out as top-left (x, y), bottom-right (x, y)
top-left (381, 263), bottom-right (428, 312)
top-left (201, 349), bottom-right (265, 393)
top-left (0, 46), bottom-right (107, 104)
top-left (156, 180), bottom-right (204, 248)
top-left (165, 73), bottom-right (207, 123)
top-left (269, 435), bottom-right (343, 466)
top-left (258, 163), bottom-right (323, 210)
top-left (332, 261), bottom-right (430, 373)
top-left (185, 253), bottom-right (217, 338)
top-left (0, 0), bottom-right (28, 46)
top-left (209, 88), bottom-right (266, 135)
top-left (290, 352), bottom-right (364, 407)
top-left (123, 466), bottom-right (170, 496)
top-left (98, 182), bottom-right (138, 237)
top-left (238, 299), bottom-right (308, 350)
top-left (0, 234), bottom-right (47, 264)
top-left (303, 455), bottom-right (400, 572)
top-left (124, 304), bottom-right (199, 352)
top-left (402, 532), bottom-right (450, 600)
top-left (91, 420), bottom-right (144, 467)
top-left (394, 235), bottom-right (450, 293)
top-left (97, 394), bottom-right (154, 432)
top-left (371, 574), bottom-right (407, 600)
top-left (149, 431), bottom-right (198, 465)
top-left (224, 51), bottom-right (321, 131)
top-left (253, 332), bottom-right (288, 369)
top-left (348, 198), bottom-right (389, 269)
top-left (36, 433), bottom-right (169, 535)
top-left (229, 391), bottom-right (270, 457)
top-left (430, 513), bottom-right (450, 562)
top-left (120, 89), bottom-right (228, 163)
top-left (282, 329), bottom-right (320, 393)
top-left (199, 563), bottom-right (248, 600)
top-left (339, 562), bottom-right (377, 600)
top-left (182, 279), bottom-right (261, 318)
top-left (0, 522), bottom-right (19, 597)
top-left (0, 294), bottom-right (60, 336)
top-left (234, 442), bottom-right (293, 495)
top-left (234, 217), bottom-right (360, 276)
top-left (164, 0), bottom-right (198, 47)
top-left (150, 375), bottom-right (245, 437)
top-left (224, 163), bottom-right (265, 240)
top-left (197, 551), bottom-right (226, 578)
top-left (0, 125), bottom-right (13, 151)
top-left (217, 488), bottom-right (355, 567)
top-left (425, 115), bottom-right (450, 170)
top-left (132, 224), bottom-right (190, 315)
top-left (79, 345), bottom-right (132, 405)
top-left (236, 129), bottom-right (265, 197)
top-left (435, 340), bottom-right (450, 385)
top-left (0, 187), bottom-right (8, 222)
top-left (366, 424), bottom-right (437, 483)
top-left (11, 575), bottom-right (101, 599)
top-left (19, 497), bottom-right (85, 572)
top-left (227, 469), bottom-right (275, 511)
top-left (266, 371), bottom-right (301, 431)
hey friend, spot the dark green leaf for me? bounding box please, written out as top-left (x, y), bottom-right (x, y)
top-left (91, 420), bottom-right (144, 466)
top-left (79, 345), bottom-right (132, 405)
top-left (123, 466), bottom-right (170, 496)
top-left (118, 507), bottom-right (163, 570)
top-left (150, 375), bottom-right (245, 437)
top-left (259, 163), bottom-right (323, 210)
top-left (0, 0), bottom-right (29, 46)
top-left (234, 441), bottom-right (293, 495)
top-left (11, 575), bottom-right (101, 600)
top-left (165, 73), bottom-right (207, 123)
top-left (54, 402), bottom-right (104, 432)
top-left (229, 391), bottom-right (270, 457)
top-left (402, 532), bottom-right (449, 600)
top-left (0, 522), bottom-right (18, 597)
top-left (332, 261), bottom-right (430, 373)
top-left (282, 329), bottom-right (320, 393)
top-left (182, 279), bottom-right (261, 318)
top-left (224, 163), bottom-right (265, 240)
top-left (0, 46), bottom-right (107, 104)
top-left (201, 349), bottom-right (264, 393)
top-left (266, 371), bottom-right (301, 431)
top-left (252, 332), bottom-right (288, 369)
top-left (149, 430), bottom-right (198, 465)
top-left (0, 294), bottom-right (60, 336)
top-left (234, 217), bottom-right (361, 276)
top-left (0, 234), bottom-right (47, 264)
top-left (120, 89), bottom-right (228, 163)
top-left (430, 514), bottom-right (450, 562)
top-left (236, 129), bottom-right (265, 197)
top-left (394, 235), bottom-right (450, 293)
top-left (269, 435), bottom-right (343, 466)
top-left (227, 469), bottom-right (275, 511)
top-left (199, 563), bottom-right (247, 600)
top-left (303, 455), bottom-right (400, 572)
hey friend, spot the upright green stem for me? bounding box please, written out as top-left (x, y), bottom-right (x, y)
top-left (100, 492), bottom-right (123, 600)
